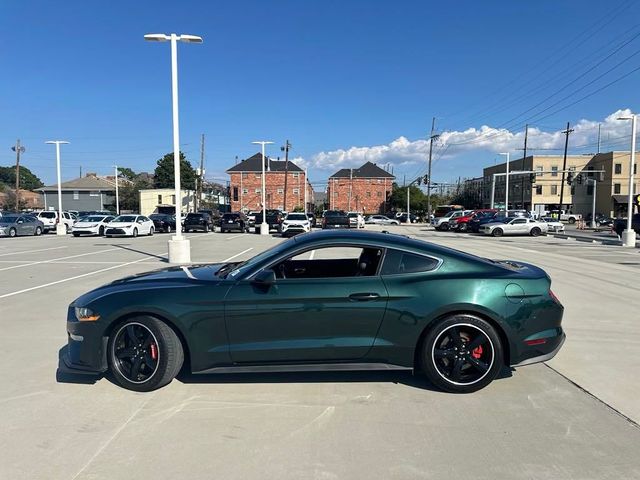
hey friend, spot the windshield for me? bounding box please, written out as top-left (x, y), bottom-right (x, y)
top-left (287, 214), bottom-right (307, 220)
top-left (225, 238), bottom-right (295, 279)
top-left (83, 216), bottom-right (106, 222)
top-left (114, 215), bottom-right (136, 223)
top-left (325, 210), bottom-right (346, 217)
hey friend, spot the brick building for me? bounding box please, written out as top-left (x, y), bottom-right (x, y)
top-left (227, 153), bottom-right (314, 212)
top-left (327, 162), bottom-right (395, 214)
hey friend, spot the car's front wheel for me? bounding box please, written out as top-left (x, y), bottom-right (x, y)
top-left (108, 316), bottom-right (184, 392)
top-left (420, 314), bottom-right (503, 393)
top-left (530, 227), bottom-right (541, 237)
top-left (132, 228), bottom-right (138, 238)
top-left (492, 228), bottom-right (503, 237)
top-left (34, 227), bottom-right (42, 236)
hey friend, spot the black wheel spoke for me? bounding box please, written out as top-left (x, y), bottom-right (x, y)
top-left (126, 325), bottom-right (138, 344)
top-left (116, 348), bottom-right (135, 359)
top-left (142, 335), bottom-right (154, 348)
top-left (467, 334), bottom-right (488, 351)
top-left (144, 352), bottom-right (157, 370)
top-left (468, 356), bottom-right (489, 373)
top-left (450, 358), bottom-right (464, 381)
top-left (434, 348), bottom-right (456, 359)
top-left (130, 358), bottom-right (143, 379)
top-left (448, 327), bottom-right (464, 348)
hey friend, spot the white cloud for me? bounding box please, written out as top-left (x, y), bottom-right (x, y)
top-left (298, 109), bottom-right (635, 176)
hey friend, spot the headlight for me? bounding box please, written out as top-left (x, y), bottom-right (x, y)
top-left (75, 307), bottom-right (100, 322)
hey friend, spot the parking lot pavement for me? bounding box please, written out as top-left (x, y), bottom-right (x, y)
top-left (1, 229), bottom-right (640, 479)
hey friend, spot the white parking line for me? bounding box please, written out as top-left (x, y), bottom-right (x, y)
top-left (224, 234), bottom-right (245, 241)
top-left (0, 248), bottom-right (121, 272)
top-left (0, 246), bottom-right (67, 257)
top-left (0, 255), bottom-right (166, 300)
top-left (222, 248), bottom-right (253, 262)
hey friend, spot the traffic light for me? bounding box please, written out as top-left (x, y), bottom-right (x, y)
top-left (566, 172), bottom-right (574, 186)
top-left (576, 173), bottom-right (583, 184)
top-left (417, 177), bottom-right (422, 185)
top-left (423, 174), bottom-right (429, 185)
top-left (529, 173), bottom-right (536, 184)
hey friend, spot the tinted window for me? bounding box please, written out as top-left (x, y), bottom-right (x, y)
top-left (381, 249), bottom-right (439, 275)
top-left (286, 214), bottom-right (307, 220)
top-left (40, 212), bottom-right (56, 219)
top-left (186, 213), bottom-right (202, 219)
top-left (223, 214), bottom-right (239, 220)
top-left (1, 215), bottom-right (19, 222)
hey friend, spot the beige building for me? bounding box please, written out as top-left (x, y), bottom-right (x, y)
top-left (482, 152), bottom-right (639, 217)
top-left (139, 189), bottom-right (195, 217)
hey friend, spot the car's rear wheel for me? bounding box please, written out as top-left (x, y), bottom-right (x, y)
top-left (458, 222), bottom-right (468, 232)
top-left (568, 217), bottom-right (576, 224)
top-left (530, 227), bottom-right (541, 237)
top-left (148, 227), bottom-right (154, 236)
top-left (99, 226), bottom-right (104, 236)
top-left (108, 316), bottom-right (184, 392)
top-left (132, 228), bottom-right (138, 238)
top-left (34, 227), bottom-right (42, 236)
top-left (492, 228), bottom-right (503, 237)
top-left (165, 225), bottom-right (172, 233)
top-left (420, 314), bottom-right (503, 393)
top-left (441, 223), bottom-right (449, 231)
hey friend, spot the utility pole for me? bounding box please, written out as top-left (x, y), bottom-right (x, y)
top-left (11, 139), bottom-right (25, 211)
top-left (114, 165), bottom-right (120, 215)
top-left (597, 123), bottom-right (601, 154)
top-left (426, 117), bottom-right (439, 222)
top-left (559, 122), bottom-right (574, 210)
top-left (197, 133), bottom-right (205, 212)
top-left (348, 168), bottom-right (353, 211)
top-left (522, 124), bottom-right (528, 209)
top-left (281, 140), bottom-right (291, 212)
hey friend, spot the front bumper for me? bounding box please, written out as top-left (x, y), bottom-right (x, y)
top-left (65, 311), bottom-right (109, 373)
top-left (72, 228), bottom-right (100, 235)
top-left (282, 226), bottom-right (309, 236)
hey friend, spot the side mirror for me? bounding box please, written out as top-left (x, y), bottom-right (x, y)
top-left (252, 269), bottom-right (276, 286)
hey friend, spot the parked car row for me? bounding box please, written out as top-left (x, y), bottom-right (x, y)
top-left (431, 209), bottom-right (559, 237)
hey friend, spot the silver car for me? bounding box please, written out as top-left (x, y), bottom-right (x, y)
top-left (0, 214), bottom-right (45, 237)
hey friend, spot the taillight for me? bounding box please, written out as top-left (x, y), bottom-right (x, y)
top-left (549, 289), bottom-right (562, 306)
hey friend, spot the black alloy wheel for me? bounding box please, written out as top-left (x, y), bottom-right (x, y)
top-left (108, 317), bottom-right (184, 392)
top-left (421, 315), bottom-right (502, 393)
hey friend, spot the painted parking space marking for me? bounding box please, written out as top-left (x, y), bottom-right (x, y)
top-left (0, 246), bottom-right (67, 257)
top-left (0, 247), bottom-right (122, 272)
top-left (222, 248), bottom-right (253, 262)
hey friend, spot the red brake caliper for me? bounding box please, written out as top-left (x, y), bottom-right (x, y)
top-left (471, 345), bottom-right (483, 359)
top-left (150, 344), bottom-right (158, 360)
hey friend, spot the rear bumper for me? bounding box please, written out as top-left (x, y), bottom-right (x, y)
top-left (512, 331), bottom-right (566, 367)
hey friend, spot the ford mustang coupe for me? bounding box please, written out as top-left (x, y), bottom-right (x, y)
top-left (62, 230), bottom-right (565, 393)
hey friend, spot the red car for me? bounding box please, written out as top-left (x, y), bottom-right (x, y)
top-left (451, 209), bottom-right (497, 232)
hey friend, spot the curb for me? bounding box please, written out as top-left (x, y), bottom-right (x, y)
top-left (551, 232), bottom-right (622, 246)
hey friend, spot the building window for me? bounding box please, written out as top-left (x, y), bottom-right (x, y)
top-left (377, 179), bottom-right (382, 184)
top-left (377, 191), bottom-right (382, 197)
top-left (587, 166), bottom-right (594, 177)
top-left (551, 166), bottom-right (558, 177)
top-left (242, 188), bottom-right (248, 194)
top-left (587, 185), bottom-right (594, 196)
top-left (171, 195), bottom-right (176, 204)
top-left (535, 185), bottom-right (543, 195)
top-left (242, 173), bottom-right (248, 179)
top-left (366, 192), bottom-right (371, 197)
top-left (277, 188), bottom-right (283, 194)
top-left (293, 188), bottom-right (299, 194)
top-left (536, 166), bottom-right (543, 176)
top-left (614, 183), bottom-right (621, 194)
top-left (157, 194), bottom-right (162, 204)
top-left (73, 191), bottom-right (79, 200)
top-left (634, 164), bottom-right (637, 175)
top-left (615, 163), bottom-right (622, 174)
top-left (255, 174), bottom-right (260, 179)
top-left (233, 187), bottom-right (239, 202)
top-left (292, 173), bottom-right (299, 178)
top-left (551, 185), bottom-right (558, 195)
top-left (255, 188), bottom-right (261, 194)
top-left (89, 191), bottom-right (99, 197)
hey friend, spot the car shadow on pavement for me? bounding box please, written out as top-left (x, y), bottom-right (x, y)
top-left (107, 244), bottom-right (168, 261)
top-left (55, 346), bottom-right (101, 386)
top-left (176, 366), bottom-right (513, 393)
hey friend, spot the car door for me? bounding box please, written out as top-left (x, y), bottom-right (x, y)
top-left (16, 217), bottom-right (28, 235)
top-left (510, 218), bottom-right (528, 234)
top-left (223, 245), bottom-right (389, 363)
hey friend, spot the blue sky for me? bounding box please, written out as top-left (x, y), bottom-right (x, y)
top-left (1, 0), bottom-right (639, 188)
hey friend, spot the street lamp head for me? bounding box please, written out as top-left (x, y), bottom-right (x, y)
top-left (617, 116), bottom-right (634, 121)
top-left (179, 34), bottom-right (203, 44)
top-left (45, 140), bottom-right (70, 145)
top-left (498, 152), bottom-right (509, 156)
top-left (144, 33), bottom-right (169, 42)
top-left (251, 141), bottom-right (274, 145)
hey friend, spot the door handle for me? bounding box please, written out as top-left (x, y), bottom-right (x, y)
top-left (294, 268), bottom-right (306, 274)
top-left (349, 292), bottom-right (380, 301)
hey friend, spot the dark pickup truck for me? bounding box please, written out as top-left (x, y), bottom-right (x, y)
top-left (253, 209), bottom-right (283, 234)
top-left (322, 210), bottom-right (350, 229)
top-left (613, 214), bottom-right (640, 237)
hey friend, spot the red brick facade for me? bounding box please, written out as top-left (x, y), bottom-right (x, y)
top-left (229, 171), bottom-right (313, 212)
top-left (326, 177), bottom-right (392, 214)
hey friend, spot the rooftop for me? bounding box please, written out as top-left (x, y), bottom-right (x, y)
top-left (227, 153), bottom-right (304, 173)
top-left (329, 161), bottom-right (395, 179)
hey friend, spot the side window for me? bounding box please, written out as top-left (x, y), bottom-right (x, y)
top-left (274, 246), bottom-right (383, 279)
top-left (381, 249), bottom-right (439, 275)
top-left (513, 218), bottom-right (526, 224)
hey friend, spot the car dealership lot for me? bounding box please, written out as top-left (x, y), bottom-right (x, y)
top-left (1, 228), bottom-right (639, 479)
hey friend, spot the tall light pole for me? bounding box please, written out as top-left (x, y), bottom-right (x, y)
top-left (617, 114), bottom-right (637, 247)
top-left (499, 152), bottom-right (510, 215)
top-left (114, 165), bottom-right (120, 215)
top-left (45, 140), bottom-right (69, 235)
top-left (145, 32), bottom-right (203, 263)
top-left (252, 140), bottom-right (274, 235)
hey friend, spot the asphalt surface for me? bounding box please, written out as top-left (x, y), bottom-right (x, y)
top-left (1, 227), bottom-right (639, 479)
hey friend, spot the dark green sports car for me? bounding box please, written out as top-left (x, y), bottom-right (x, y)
top-left (62, 230), bottom-right (565, 393)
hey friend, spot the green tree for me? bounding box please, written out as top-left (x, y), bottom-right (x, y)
top-left (119, 176), bottom-right (153, 212)
top-left (0, 165), bottom-right (44, 190)
top-left (389, 184), bottom-right (428, 212)
top-left (153, 152), bottom-right (196, 190)
top-left (117, 167), bottom-right (137, 182)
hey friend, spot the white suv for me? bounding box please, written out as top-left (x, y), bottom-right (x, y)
top-left (34, 211), bottom-right (74, 233)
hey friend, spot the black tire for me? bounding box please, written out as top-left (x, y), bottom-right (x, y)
top-left (34, 227), bottom-right (42, 236)
top-left (420, 314), bottom-right (503, 393)
top-left (530, 227), bottom-right (541, 237)
top-left (66, 224), bottom-right (71, 233)
top-left (441, 223), bottom-right (450, 231)
top-left (108, 316), bottom-right (184, 392)
top-left (492, 228), bottom-right (503, 237)
top-left (132, 228), bottom-right (138, 238)
top-left (73, 233), bottom-right (80, 237)
top-left (99, 226), bottom-right (104, 236)
top-left (458, 222), bottom-right (468, 232)
top-left (165, 225), bottom-right (172, 233)
top-left (106, 235), bottom-right (112, 238)
top-left (148, 227), bottom-right (154, 236)
top-left (9, 228), bottom-right (16, 238)
top-left (568, 217), bottom-right (576, 224)
top-left (204, 224), bottom-right (209, 233)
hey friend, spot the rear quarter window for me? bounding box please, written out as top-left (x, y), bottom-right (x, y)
top-left (381, 249), bottom-right (440, 275)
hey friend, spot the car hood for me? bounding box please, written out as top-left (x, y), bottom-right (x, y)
top-left (107, 222), bottom-right (135, 227)
top-left (74, 221), bottom-right (101, 227)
